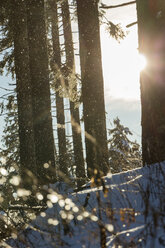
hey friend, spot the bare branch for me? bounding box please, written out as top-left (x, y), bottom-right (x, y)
top-left (100, 1), bottom-right (136, 9)
top-left (126, 21), bottom-right (137, 28)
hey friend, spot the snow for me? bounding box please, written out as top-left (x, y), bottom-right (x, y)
top-left (3, 162), bottom-right (165, 247)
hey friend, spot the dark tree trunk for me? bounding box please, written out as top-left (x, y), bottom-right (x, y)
top-left (50, 0), bottom-right (68, 177)
top-left (137, 0), bottom-right (165, 164)
top-left (61, 0), bottom-right (86, 186)
top-left (76, 0), bottom-right (109, 178)
top-left (12, 0), bottom-right (36, 187)
top-left (26, 0), bottom-right (55, 183)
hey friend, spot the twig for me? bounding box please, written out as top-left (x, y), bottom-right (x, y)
top-left (100, 1), bottom-right (136, 9)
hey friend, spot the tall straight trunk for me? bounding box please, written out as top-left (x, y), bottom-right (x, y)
top-left (26, 0), bottom-right (55, 183)
top-left (136, 0), bottom-right (165, 165)
top-left (61, 0), bottom-right (86, 185)
top-left (50, 0), bottom-right (68, 177)
top-left (11, 0), bottom-right (36, 187)
top-left (76, 0), bottom-right (109, 178)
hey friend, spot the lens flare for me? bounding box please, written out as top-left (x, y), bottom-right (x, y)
top-left (137, 54), bottom-right (147, 71)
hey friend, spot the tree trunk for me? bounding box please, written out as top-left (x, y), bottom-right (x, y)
top-left (61, 0), bottom-right (86, 186)
top-left (76, 0), bottom-right (109, 178)
top-left (12, 0), bottom-right (36, 187)
top-left (50, 0), bottom-right (68, 177)
top-left (26, 0), bottom-right (56, 183)
top-left (137, 0), bottom-right (165, 164)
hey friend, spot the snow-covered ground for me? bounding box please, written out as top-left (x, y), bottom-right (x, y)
top-left (3, 163), bottom-right (165, 247)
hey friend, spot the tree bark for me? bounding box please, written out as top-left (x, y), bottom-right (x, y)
top-left (12, 0), bottom-right (36, 187)
top-left (61, 0), bottom-right (86, 186)
top-left (26, 0), bottom-right (56, 183)
top-left (50, 0), bottom-right (68, 177)
top-left (76, 0), bottom-right (109, 178)
top-left (137, 0), bottom-right (165, 164)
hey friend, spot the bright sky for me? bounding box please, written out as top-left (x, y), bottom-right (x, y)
top-left (100, 1), bottom-right (143, 142)
top-left (101, 27), bottom-right (141, 100)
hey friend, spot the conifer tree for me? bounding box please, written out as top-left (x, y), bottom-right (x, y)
top-left (49, 0), bottom-right (68, 177)
top-left (0, 95), bottom-right (19, 169)
top-left (76, 0), bottom-right (109, 178)
top-left (26, 0), bottom-right (56, 183)
top-left (0, 0), bottom-right (14, 77)
top-left (11, 0), bottom-right (36, 186)
top-left (61, 0), bottom-right (86, 185)
top-left (108, 118), bottom-right (142, 173)
top-left (136, 1), bottom-right (165, 164)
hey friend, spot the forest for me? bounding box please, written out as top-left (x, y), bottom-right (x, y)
top-left (0, 0), bottom-right (165, 247)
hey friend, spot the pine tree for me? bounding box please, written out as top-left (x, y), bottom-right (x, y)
top-left (26, 0), bottom-right (56, 183)
top-left (11, 0), bottom-right (36, 187)
top-left (0, 0), bottom-right (15, 77)
top-left (0, 0), bottom-right (56, 189)
top-left (0, 95), bottom-right (19, 170)
top-left (136, 1), bottom-right (165, 165)
top-left (76, 0), bottom-right (109, 178)
top-left (61, 0), bottom-right (86, 186)
top-left (0, 96), bottom-right (20, 207)
top-left (49, 0), bottom-right (68, 178)
top-left (108, 118), bottom-right (142, 173)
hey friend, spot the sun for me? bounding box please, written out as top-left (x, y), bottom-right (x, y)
top-left (137, 54), bottom-right (147, 71)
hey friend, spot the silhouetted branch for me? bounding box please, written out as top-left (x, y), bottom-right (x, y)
top-left (126, 21), bottom-right (137, 28)
top-left (100, 1), bottom-right (136, 9)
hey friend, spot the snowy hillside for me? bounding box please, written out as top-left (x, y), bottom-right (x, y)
top-left (4, 163), bottom-right (165, 248)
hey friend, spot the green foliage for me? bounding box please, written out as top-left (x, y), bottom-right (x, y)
top-left (105, 21), bottom-right (126, 42)
top-left (0, 94), bottom-right (20, 211)
top-left (99, 8), bottom-right (126, 42)
top-left (0, 0), bottom-right (15, 77)
top-left (108, 117), bottom-right (142, 173)
top-left (0, 95), bottom-right (19, 170)
top-left (50, 64), bottom-right (81, 103)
